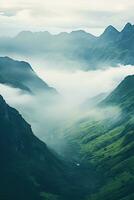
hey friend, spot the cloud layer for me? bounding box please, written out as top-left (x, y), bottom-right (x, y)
top-left (0, 0), bottom-right (134, 36)
top-left (34, 65), bottom-right (134, 104)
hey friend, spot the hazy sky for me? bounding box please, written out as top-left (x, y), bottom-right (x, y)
top-left (0, 0), bottom-right (134, 36)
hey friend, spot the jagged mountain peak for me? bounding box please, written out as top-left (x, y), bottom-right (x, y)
top-left (100, 25), bottom-right (119, 40)
top-left (122, 22), bottom-right (133, 31)
top-left (120, 22), bottom-right (134, 36)
top-left (105, 25), bottom-right (118, 32)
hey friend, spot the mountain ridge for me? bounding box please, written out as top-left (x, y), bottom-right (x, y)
top-left (0, 56), bottom-right (57, 95)
top-left (0, 23), bottom-right (133, 70)
top-left (12, 23), bottom-right (134, 38)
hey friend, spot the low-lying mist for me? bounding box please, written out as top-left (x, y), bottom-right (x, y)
top-left (8, 54), bottom-right (133, 105)
top-left (0, 61), bottom-right (134, 151)
top-left (33, 64), bottom-right (134, 105)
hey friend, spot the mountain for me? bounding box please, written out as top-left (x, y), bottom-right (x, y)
top-left (0, 56), bottom-right (57, 94)
top-left (0, 95), bottom-right (70, 200)
top-left (57, 75), bottom-right (134, 200)
top-left (102, 75), bottom-right (134, 113)
top-left (99, 25), bottom-right (120, 41)
top-left (119, 23), bottom-right (134, 39)
top-left (0, 95), bottom-right (98, 200)
top-left (91, 23), bottom-right (134, 68)
top-left (0, 23), bottom-right (134, 70)
top-left (0, 30), bottom-right (96, 61)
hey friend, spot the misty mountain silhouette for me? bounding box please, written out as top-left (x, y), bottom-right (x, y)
top-left (0, 23), bottom-right (134, 69)
top-left (0, 57), bottom-right (57, 94)
top-left (99, 25), bottom-right (120, 41)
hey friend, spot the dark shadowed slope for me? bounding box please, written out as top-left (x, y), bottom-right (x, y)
top-left (0, 95), bottom-right (95, 200)
top-left (0, 56), bottom-right (57, 94)
top-left (0, 95), bottom-right (70, 200)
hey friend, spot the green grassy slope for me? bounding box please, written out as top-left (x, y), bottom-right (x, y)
top-left (60, 75), bottom-right (134, 200)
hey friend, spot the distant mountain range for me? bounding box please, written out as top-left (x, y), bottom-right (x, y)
top-left (0, 56), bottom-right (57, 95)
top-left (0, 23), bottom-right (134, 69)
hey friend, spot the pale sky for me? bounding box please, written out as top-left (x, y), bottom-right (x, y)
top-left (0, 0), bottom-right (134, 36)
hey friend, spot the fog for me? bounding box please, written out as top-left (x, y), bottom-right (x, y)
top-left (3, 52), bottom-right (134, 104)
top-left (33, 64), bottom-right (134, 105)
top-left (0, 62), bottom-right (134, 150)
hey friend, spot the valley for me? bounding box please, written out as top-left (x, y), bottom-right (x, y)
top-left (0, 56), bottom-right (134, 199)
top-left (0, 14), bottom-right (134, 199)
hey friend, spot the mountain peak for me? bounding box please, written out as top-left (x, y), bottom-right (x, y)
top-left (100, 25), bottom-right (119, 40)
top-left (121, 22), bottom-right (134, 34)
top-left (70, 30), bottom-right (96, 39)
top-left (123, 22), bottom-right (133, 29)
top-left (106, 25), bottom-right (118, 31)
